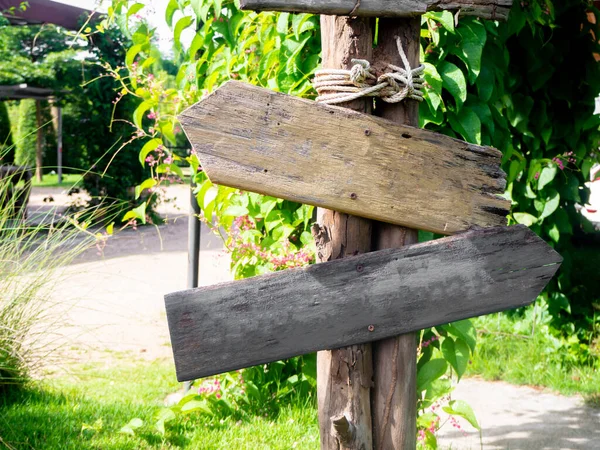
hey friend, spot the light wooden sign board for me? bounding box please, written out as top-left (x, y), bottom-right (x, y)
top-left (240, 0), bottom-right (512, 20)
top-left (166, 225), bottom-right (561, 381)
top-left (179, 81), bottom-right (510, 236)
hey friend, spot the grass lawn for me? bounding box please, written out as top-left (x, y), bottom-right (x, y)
top-left (469, 314), bottom-right (600, 404)
top-left (32, 174), bottom-right (83, 188)
top-left (0, 359), bottom-right (319, 450)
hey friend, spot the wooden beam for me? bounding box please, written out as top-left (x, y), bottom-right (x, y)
top-left (165, 225), bottom-right (562, 382)
top-left (370, 17), bottom-right (420, 450)
top-left (315, 15), bottom-right (375, 450)
top-left (240, 0), bottom-right (512, 20)
top-left (179, 81), bottom-right (510, 235)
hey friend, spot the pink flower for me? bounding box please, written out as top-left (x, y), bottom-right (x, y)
top-left (534, 172), bottom-right (540, 180)
top-left (147, 112), bottom-right (156, 120)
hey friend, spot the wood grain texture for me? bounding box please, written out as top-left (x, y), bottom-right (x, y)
top-left (240, 0), bottom-right (512, 19)
top-left (165, 225), bottom-right (562, 382)
top-left (371, 17), bottom-right (420, 450)
top-left (315, 15), bottom-right (375, 450)
top-left (179, 81), bottom-right (510, 235)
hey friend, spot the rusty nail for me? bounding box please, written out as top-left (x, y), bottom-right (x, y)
top-left (350, 193), bottom-right (358, 200)
top-left (364, 129), bottom-right (371, 136)
top-left (356, 264), bottom-right (363, 272)
top-left (368, 325), bottom-right (375, 332)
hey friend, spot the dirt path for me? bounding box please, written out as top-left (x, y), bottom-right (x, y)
top-left (28, 185), bottom-right (599, 450)
top-left (29, 184), bottom-right (231, 366)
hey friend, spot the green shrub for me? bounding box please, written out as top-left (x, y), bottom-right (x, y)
top-left (14, 99), bottom-right (56, 170)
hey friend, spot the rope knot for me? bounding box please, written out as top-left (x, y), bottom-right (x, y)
top-left (349, 59), bottom-right (371, 85)
top-left (313, 37), bottom-right (425, 106)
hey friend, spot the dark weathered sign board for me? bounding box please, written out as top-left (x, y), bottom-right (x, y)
top-left (165, 225), bottom-right (561, 382)
top-left (240, 0), bottom-right (512, 20)
top-left (179, 81), bottom-right (510, 236)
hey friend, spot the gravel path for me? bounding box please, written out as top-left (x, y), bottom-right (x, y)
top-left (28, 185), bottom-right (599, 450)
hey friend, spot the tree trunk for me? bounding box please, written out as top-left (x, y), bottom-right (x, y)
top-left (315, 15), bottom-right (375, 450)
top-left (371, 17), bottom-right (421, 450)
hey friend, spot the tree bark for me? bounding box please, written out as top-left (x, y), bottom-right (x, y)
top-left (35, 100), bottom-right (43, 182)
top-left (371, 18), bottom-right (421, 450)
top-left (315, 15), bottom-right (375, 450)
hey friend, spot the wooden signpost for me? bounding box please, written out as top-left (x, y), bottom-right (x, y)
top-left (166, 225), bottom-right (561, 381)
top-left (179, 81), bottom-right (510, 235)
top-left (162, 1), bottom-right (565, 449)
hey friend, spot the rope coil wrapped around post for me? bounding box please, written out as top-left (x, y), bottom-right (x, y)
top-left (313, 37), bottom-right (425, 105)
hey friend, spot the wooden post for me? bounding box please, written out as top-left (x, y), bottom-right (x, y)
top-left (371, 18), bottom-right (422, 450)
top-left (35, 100), bottom-right (43, 182)
top-left (315, 15), bottom-right (375, 450)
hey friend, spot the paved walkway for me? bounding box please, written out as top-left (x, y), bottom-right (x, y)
top-left (28, 185), bottom-right (599, 450)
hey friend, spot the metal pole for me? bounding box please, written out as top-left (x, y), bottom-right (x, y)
top-left (187, 175), bottom-right (201, 289)
top-left (184, 173), bottom-right (201, 392)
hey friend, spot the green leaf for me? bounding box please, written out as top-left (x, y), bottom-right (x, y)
top-left (174, 16), bottom-right (194, 51)
top-left (476, 61), bottom-right (494, 102)
top-left (276, 12), bottom-right (290, 35)
top-left (125, 44), bottom-right (143, 67)
top-left (165, 0), bottom-right (178, 27)
top-left (452, 20), bottom-right (486, 83)
top-left (417, 358), bottom-right (448, 392)
top-left (443, 400), bottom-right (480, 430)
top-left (180, 399), bottom-right (212, 414)
top-left (135, 178), bottom-right (157, 199)
top-left (513, 212), bottom-right (537, 226)
top-left (547, 223), bottom-right (560, 243)
top-left (538, 165), bottom-right (557, 190)
top-left (449, 107), bottom-right (481, 144)
top-left (168, 163), bottom-right (184, 180)
top-left (119, 418), bottom-right (143, 435)
top-left (442, 338), bottom-right (470, 380)
top-left (122, 203), bottom-right (147, 224)
top-left (423, 62), bottom-right (443, 112)
top-left (139, 138), bottom-right (161, 166)
top-left (540, 191), bottom-right (560, 220)
top-left (223, 205), bottom-right (249, 217)
top-left (439, 61), bottom-right (467, 109)
top-left (127, 3), bottom-right (144, 18)
top-left (424, 11), bottom-right (455, 33)
top-left (444, 320), bottom-right (476, 353)
top-left (133, 101), bottom-right (152, 129)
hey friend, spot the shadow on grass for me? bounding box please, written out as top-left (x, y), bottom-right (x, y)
top-left (0, 384), bottom-right (190, 450)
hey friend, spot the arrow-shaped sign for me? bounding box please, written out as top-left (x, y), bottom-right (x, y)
top-left (180, 81), bottom-right (510, 235)
top-left (165, 225), bottom-right (561, 381)
top-left (240, 0), bottom-right (512, 20)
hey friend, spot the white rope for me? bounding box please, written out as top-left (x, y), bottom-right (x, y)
top-left (313, 37), bottom-right (425, 105)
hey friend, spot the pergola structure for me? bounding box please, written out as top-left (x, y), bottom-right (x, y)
top-left (0, 0), bottom-right (94, 31)
top-left (0, 0), bottom-right (96, 182)
top-left (0, 86), bottom-right (65, 183)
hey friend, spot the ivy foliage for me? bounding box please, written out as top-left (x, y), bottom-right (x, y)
top-left (420, 1), bottom-right (600, 339)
